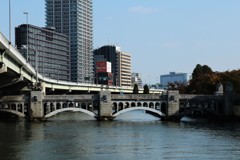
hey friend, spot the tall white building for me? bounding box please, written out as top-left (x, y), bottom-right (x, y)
top-left (117, 51), bottom-right (131, 87)
top-left (45, 0), bottom-right (93, 83)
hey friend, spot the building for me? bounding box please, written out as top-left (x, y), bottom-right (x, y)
top-left (160, 72), bottom-right (192, 88)
top-left (117, 51), bottom-right (131, 87)
top-left (131, 72), bottom-right (143, 88)
top-left (95, 61), bottom-right (113, 86)
top-left (15, 24), bottom-right (70, 81)
top-left (93, 45), bottom-right (131, 87)
top-left (45, 0), bottom-right (93, 83)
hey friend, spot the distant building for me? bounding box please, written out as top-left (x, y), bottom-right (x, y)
top-left (45, 0), bottom-right (93, 83)
top-left (15, 24), bottom-right (70, 81)
top-left (160, 72), bottom-right (192, 88)
top-left (93, 45), bottom-right (131, 87)
top-left (131, 72), bottom-right (143, 88)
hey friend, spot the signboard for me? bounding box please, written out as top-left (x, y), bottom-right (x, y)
top-left (96, 61), bottom-right (112, 73)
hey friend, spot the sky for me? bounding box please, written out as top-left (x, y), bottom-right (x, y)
top-left (1, 0), bottom-right (240, 84)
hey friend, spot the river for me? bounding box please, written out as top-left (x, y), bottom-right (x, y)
top-left (0, 111), bottom-right (240, 160)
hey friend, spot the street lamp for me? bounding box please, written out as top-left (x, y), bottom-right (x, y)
top-left (23, 12), bottom-right (28, 61)
top-left (9, 0), bottom-right (11, 42)
top-left (34, 46), bottom-right (39, 84)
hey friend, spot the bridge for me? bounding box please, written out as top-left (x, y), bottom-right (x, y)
top-left (1, 31), bottom-right (240, 121)
top-left (0, 31), bottom-right (174, 121)
top-left (0, 90), bottom-right (179, 121)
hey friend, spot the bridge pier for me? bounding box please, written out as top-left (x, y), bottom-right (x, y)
top-left (97, 90), bottom-right (113, 120)
top-left (163, 90), bottom-right (180, 121)
top-left (30, 91), bottom-right (46, 121)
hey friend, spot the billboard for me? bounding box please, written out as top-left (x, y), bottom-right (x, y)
top-left (96, 61), bottom-right (112, 73)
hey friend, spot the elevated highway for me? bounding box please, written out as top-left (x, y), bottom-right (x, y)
top-left (0, 32), bottom-right (163, 94)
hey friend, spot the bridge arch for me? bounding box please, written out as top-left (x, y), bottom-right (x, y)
top-left (131, 102), bottom-right (136, 107)
top-left (155, 102), bottom-right (160, 109)
top-left (125, 102), bottom-right (130, 108)
top-left (56, 103), bottom-right (61, 109)
top-left (44, 108), bottom-right (96, 119)
top-left (0, 109), bottom-right (25, 118)
top-left (0, 102), bottom-right (26, 118)
top-left (119, 102), bottom-right (124, 110)
top-left (137, 102), bottom-right (142, 107)
top-left (149, 102), bottom-right (154, 108)
top-left (112, 107), bottom-right (165, 119)
top-left (143, 102), bottom-right (148, 107)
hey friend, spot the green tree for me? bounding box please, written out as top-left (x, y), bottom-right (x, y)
top-left (133, 84), bottom-right (139, 94)
top-left (192, 64), bottom-right (213, 79)
top-left (143, 84), bottom-right (149, 94)
top-left (187, 64), bottom-right (218, 94)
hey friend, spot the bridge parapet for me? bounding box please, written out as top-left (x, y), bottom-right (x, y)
top-left (180, 94), bottom-right (224, 100)
top-left (111, 93), bottom-right (164, 101)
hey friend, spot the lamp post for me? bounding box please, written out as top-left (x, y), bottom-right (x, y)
top-left (9, 0), bottom-right (11, 42)
top-left (23, 12), bottom-right (28, 61)
top-left (33, 32), bottom-right (39, 86)
top-left (35, 47), bottom-right (39, 84)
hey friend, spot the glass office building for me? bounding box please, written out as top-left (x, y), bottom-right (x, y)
top-left (45, 0), bottom-right (93, 83)
top-left (15, 24), bottom-right (70, 81)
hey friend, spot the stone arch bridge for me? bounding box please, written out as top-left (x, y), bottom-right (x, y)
top-left (1, 91), bottom-right (237, 121)
top-left (0, 91), bottom-right (179, 121)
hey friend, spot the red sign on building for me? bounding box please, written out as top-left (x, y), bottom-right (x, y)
top-left (96, 61), bottom-right (111, 73)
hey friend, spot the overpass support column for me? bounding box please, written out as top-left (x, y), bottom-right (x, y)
top-left (98, 90), bottom-right (113, 120)
top-left (166, 90), bottom-right (180, 121)
top-left (0, 63), bottom-right (7, 73)
top-left (29, 91), bottom-right (45, 121)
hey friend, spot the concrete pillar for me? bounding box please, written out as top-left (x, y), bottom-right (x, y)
top-left (98, 90), bottom-right (112, 120)
top-left (224, 95), bottom-right (233, 117)
top-left (166, 90), bottom-right (180, 120)
top-left (0, 63), bottom-right (7, 73)
top-left (30, 91), bottom-right (45, 121)
top-left (40, 82), bottom-right (46, 95)
top-left (224, 83), bottom-right (234, 118)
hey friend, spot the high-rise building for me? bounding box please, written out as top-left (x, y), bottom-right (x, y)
top-left (93, 45), bottom-right (131, 87)
top-left (15, 24), bottom-right (70, 81)
top-left (117, 51), bottom-right (131, 87)
top-left (45, 0), bottom-right (93, 83)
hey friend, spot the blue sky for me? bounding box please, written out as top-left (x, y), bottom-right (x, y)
top-left (1, 0), bottom-right (240, 84)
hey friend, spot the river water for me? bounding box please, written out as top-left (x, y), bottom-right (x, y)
top-left (1, 111), bottom-right (240, 160)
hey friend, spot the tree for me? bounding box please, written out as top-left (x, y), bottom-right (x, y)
top-left (192, 64), bottom-right (213, 79)
top-left (187, 64), bottom-right (218, 94)
top-left (168, 81), bottom-right (188, 94)
top-left (218, 70), bottom-right (240, 94)
top-left (133, 84), bottom-right (139, 94)
top-left (143, 84), bottom-right (149, 94)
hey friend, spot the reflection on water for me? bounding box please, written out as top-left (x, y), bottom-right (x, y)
top-left (1, 111), bottom-right (240, 160)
